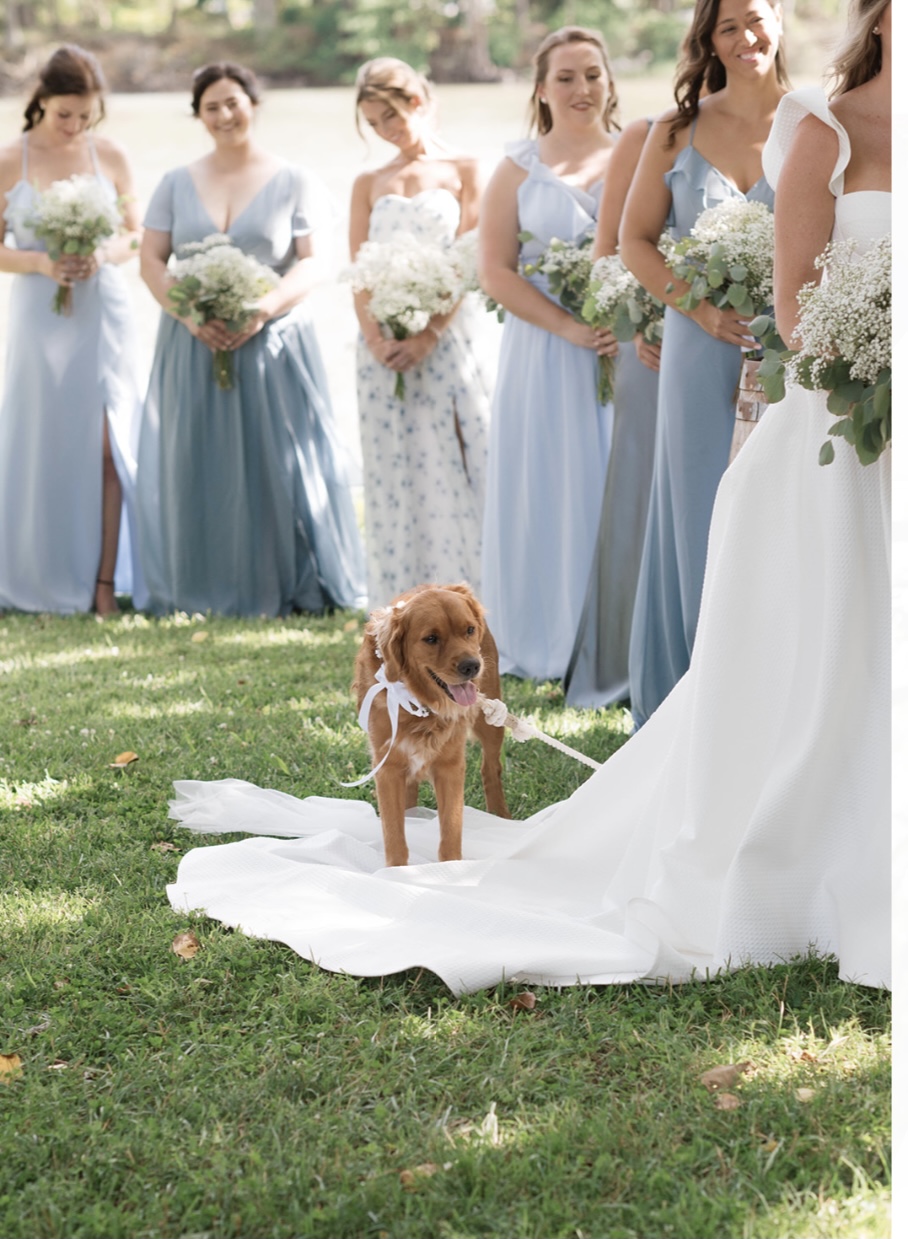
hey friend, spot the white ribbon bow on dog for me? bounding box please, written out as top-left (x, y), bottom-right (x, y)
top-left (340, 664), bottom-right (430, 788)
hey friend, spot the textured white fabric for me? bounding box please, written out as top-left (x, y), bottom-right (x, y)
top-left (167, 102), bottom-right (891, 994)
top-left (762, 86), bottom-right (851, 196)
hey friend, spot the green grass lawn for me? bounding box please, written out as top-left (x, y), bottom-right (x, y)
top-left (0, 608), bottom-right (891, 1239)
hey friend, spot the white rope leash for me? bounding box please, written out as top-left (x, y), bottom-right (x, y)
top-left (340, 665), bottom-right (602, 788)
top-left (477, 692), bottom-right (602, 771)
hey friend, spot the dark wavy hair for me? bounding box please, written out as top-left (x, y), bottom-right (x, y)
top-left (530, 26), bottom-right (620, 136)
top-left (23, 45), bottom-right (107, 132)
top-left (190, 62), bottom-right (261, 116)
top-left (666, 0), bottom-right (790, 148)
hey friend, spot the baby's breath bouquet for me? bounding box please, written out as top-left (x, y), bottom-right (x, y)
top-left (525, 231), bottom-right (613, 405)
top-left (447, 228), bottom-right (504, 322)
top-left (581, 250), bottom-right (667, 403)
top-left (348, 234), bottom-right (462, 399)
top-left (666, 198), bottom-right (775, 333)
top-left (167, 234), bottom-right (280, 391)
top-left (26, 174), bottom-right (124, 314)
top-left (753, 235), bottom-right (891, 466)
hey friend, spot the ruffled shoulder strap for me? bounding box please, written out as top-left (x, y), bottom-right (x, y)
top-left (504, 138), bottom-right (538, 172)
top-left (762, 85), bottom-right (851, 197)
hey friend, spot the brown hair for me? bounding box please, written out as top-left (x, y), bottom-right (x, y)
top-left (827, 0), bottom-right (888, 97)
top-left (354, 57), bottom-right (434, 138)
top-left (23, 45), bottom-right (107, 132)
top-left (666, 0), bottom-right (790, 148)
top-left (190, 62), bottom-right (261, 116)
top-left (530, 26), bottom-right (620, 136)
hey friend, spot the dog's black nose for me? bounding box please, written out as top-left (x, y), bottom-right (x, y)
top-left (457, 657), bottom-right (481, 680)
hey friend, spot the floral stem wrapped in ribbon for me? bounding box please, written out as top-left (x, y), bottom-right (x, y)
top-left (167, 234), bottom-right (279, 391)
top-left (581, 250), bottom-right (666, 401)
top-left (524, 231), bottom-right (615, 405)
top-left (26, 174), bottom-right (125, 315)
top-left (665, 198), bottom-right (775, 358)
top-left (347, 234), bottom-right (462, 400)
top-left (752, 235), bottom-right (891, 466)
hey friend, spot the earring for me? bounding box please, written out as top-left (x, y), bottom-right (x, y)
top-left (872, 25), bottom-right (880, 33)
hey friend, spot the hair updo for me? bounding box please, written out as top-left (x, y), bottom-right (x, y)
top-left (23, 44), bottom-right (107, 132)
top-left (190, 62), bottom-right (261, 116)
top-left (354, 57), bottom-right (435, 137)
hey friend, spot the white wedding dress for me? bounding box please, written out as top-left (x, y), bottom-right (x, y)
top-left (167, 89), bottom-right (891, 994)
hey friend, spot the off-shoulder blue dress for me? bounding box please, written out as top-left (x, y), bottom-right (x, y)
top-left (628, 123), bottom-right (774, 727)
top-left (136, 164), bottom-right (365, 616)
top-left (481, 139), bottom-right (613, 681)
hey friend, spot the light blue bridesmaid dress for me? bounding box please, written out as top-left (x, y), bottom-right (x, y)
top-left (481, 139), bottom-right (613, 681)
top-left (136, 164), bottom-right (365, 617)
top-left (564, 339), bottom-right (660, 706)
top-left (628, 123), bottom-right (774, 728)
top-left (0, 135), bottom-right (146, 613)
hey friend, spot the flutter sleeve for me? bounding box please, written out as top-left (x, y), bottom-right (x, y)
top-left (290, 166), bottom-right (337, 238)
top-left (503, 138), bottom-right (538, 173)
top-left (143, 168), bottom-right (178, 231)
top-left (762, 85), bottom-right (851, 197)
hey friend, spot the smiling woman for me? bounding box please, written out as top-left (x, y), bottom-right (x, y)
top-left (619, 0), bottom-right (789, 729)
top-left (0, 45), bottom-right (145, 619)
top-left (134, 61), bottom-right (366, 619)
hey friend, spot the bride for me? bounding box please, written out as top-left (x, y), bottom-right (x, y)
top-left (167, 0), bottom-right (891, 995)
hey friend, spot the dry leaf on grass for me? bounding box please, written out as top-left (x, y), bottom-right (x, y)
top-left (109, 751), bottom-right (139, 769)
top-left (151, 841), bottom-right (179, 853)
top-left (0, 1052), bottom-right (23, 1081)
top-left (171, 931), bottom-right (200, 960)
top-left (343, 619), bottom-right (360, 633)
top-left (191, 631), bottom-right (209, 643)
top-left (714, 1092), bottom-right (741, 1111)
top-left (14, 716), bottom-right (37, 727)
top-left (795, 1087), bottom-right (816, 1103)
top-left (507, 991), bottom-right (537, 1011)
top-left (700, 1061), bottom-right (754, 1091)
top-left (399, 1163), bottom-right (449, 1189)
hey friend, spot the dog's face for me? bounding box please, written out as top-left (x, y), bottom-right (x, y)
top-left (371, 584), bottom-right (486, 714)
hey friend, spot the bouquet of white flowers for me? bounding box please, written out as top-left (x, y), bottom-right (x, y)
top-left (447, 228), bottom-right (504, 321)
top-left (26, 174), bottom-right (125, 314)
top-left (753, 235), bottom-right (891, 466)
top-left (167, 234), bottom-right (280, 391)
top-left (347, 234), bottom-right (463, 399)
top-left (581, 251), bottom-right (667, 403)
top-left (525, 231), bottom-right (616, 405)
top-left (665, 198), bottom-right (775, 327)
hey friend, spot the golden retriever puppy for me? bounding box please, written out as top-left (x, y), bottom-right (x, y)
top-left (353, 583), bottom-right (510, 866)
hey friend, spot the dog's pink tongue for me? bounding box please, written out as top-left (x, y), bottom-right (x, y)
top-left (449, 681), bottom-right (478, 707)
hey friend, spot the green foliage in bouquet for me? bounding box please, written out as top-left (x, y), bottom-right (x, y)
top-left (524, 231), bottom-right (614, 404)
top-left (751, 235), bottom-right (891, 467)
top-left (665, 200), bottom-right (775, 353)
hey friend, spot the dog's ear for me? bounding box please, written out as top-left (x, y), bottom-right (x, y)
top-left (373, 602), bottom-right (409, 682)
top-left (443, 583), bottom-right (486, 635)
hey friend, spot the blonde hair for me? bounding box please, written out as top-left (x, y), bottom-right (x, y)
top-left (354, 57), bottom-right (435, 138)
top-left (530, 26), bottom-right (620, 136)
top-left (827, 0), bottom-right (888, 97)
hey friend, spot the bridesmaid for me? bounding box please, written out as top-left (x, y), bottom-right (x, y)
top-left (620, 0), bottom-right (787, 728)
top-left (564, 116), bottom-right (662, 707)
top-left (0, 45), bottom-right (144, 616)
top-left (479, 26), bottom-right (619, 681)
top-left (351, 58), bottom-right (493, 609)
top-left (136, 62), bottom-right (365, 617)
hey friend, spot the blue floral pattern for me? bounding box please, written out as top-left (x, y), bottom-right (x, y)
top-left (356, 189), bottom-right (493, 609)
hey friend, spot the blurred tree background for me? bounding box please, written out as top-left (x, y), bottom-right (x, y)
top-left (0, 0), bottom-right (850, 91)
